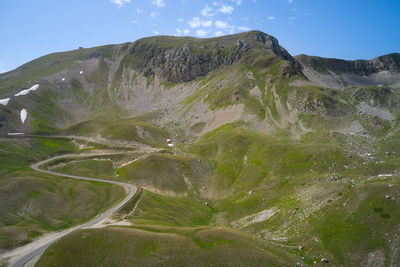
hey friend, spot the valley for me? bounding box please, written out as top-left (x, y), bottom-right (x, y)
top-left (0, 30), bottom-right (400, 266)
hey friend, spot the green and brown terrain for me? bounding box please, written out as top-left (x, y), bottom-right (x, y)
top-left (1, 30), bottom-right (400, 266)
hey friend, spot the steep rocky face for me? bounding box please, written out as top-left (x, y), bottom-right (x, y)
top-left (0, 30), bottom-right (399, 136)
top-left (296, 53), bottom-right (400, 88)
top-left (296, 53), bottom-right (400, 76)
top-left (127, 31), bottom-right (302, 82)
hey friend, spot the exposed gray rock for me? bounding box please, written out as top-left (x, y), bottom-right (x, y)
top-left (321, 258), bottom-right (329, 263)
top-left (128, 31), bottom-right (302, 82)
top-left (351, 87), bottom-right (400, 108)
top-left (295, 53), bottom-right (400, 88)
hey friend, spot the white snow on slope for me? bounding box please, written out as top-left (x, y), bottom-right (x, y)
top-left (0, 98), bottom-right (10, 105)
top-left (79, 71), bottom-right (83, 74)
top-left (61, 77), bottom-right (66, 81)
top-left (15, 84), bottom-right (39, 96)
top-left (20, 109), bottom-right (27, 123)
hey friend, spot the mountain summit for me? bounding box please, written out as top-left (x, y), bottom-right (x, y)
top-left (1, 31), bottom-right (400, 266)
top-left (0, 30), bottom-right (399, 136)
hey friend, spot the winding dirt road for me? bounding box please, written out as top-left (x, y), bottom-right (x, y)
top-left (4, 154), bottom-right (137, 267)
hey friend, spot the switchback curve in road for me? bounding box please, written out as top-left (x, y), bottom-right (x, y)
top-left (9, 154), bottom-right (137, 267)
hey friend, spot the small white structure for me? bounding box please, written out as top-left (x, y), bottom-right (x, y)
top-left (0, 98), bottom-right (10, 105)
top-left (8, 133), bottom-right (24, 136)
top-left (20, 109), bottom-right (27, 123)
top-left (168, 143), bottom-right (174, 147)
top-left (166, 138), bottom-right (171, 142)
top-left (15, 84), bottom-right (39, 96)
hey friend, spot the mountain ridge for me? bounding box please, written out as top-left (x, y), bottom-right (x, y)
top-left (2, 30), bottom-right (400, 266)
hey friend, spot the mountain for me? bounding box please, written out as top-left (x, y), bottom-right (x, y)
top-left (1, 31), bottom-right (400, 266)
top-left (296, 53), bottom-right (400, 88)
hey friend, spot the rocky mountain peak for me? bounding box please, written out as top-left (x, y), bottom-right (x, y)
top-left (126, 30), bottom-right (301, 82)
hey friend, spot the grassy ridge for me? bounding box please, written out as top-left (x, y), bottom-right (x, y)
top-left (64, 119), bottom-right (170, 147)
top-left (51, 152), bottom-right (211, 196)
top-left (37, 226), bottom-right (293, 266)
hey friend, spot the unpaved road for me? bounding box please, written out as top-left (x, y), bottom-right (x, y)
top-left (2, 154), bottom-right (138, 267)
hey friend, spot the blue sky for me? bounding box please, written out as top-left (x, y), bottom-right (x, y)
top-left (0, 0), bottom-right (399, 73)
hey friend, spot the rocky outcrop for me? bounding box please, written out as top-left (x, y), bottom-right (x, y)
top-left (350, 87), bottom-right (400, 108)
top-left (296, 53), bottom-right (400, 76)
top-left (295, 53), bottom-right (400, 88)
top-left (127, 31), bottom-right (302, 82)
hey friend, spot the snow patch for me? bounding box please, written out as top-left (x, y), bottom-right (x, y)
top-left (15, 84), bottom-right (39, 96)
top-left (168, 143), bottom-right (174, 147)
top-left (20, 109), bottom-right (27, 124)
top-left (0, 98), bottom-right (10, 105)
top-left (79, 71), bottom-right (83, 74)
top-left (61, 77), bottom-right (66, 81)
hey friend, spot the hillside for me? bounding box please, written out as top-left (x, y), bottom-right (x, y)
top-left (1, 30), bottom-right (400, 266)
top-left (296, 53), bottom-right (400, 88)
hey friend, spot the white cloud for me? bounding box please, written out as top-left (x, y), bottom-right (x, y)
top-left (214, 31), bottom-right (224, 37)
top-left (152, 0), bottom-right (166, 7)
top-left (267, 16), bottom-right (275, 20)
top-left (202, 20), bottom-right (213, 27)
top-left (201, 5), bottom-right (214, 16)
top-left (153, 30), bottom-right (159, 35)
top-left (188, 17), bottom-right (213, 28)
top-left (219, 4), bottom-right (234, 14)
top-left (215, 20), bottom-right (228, 28)
top-left (136, 8), bottom-right (143, 14)
top-left (110, 0), bottom-right (130, 7)
top-left (188, 17), bottom-right (201, 28)
top-left (150, 11), bottom-right (159, 17)
top-left (288, 0), bottom-right (293, 3)
top-left (196, 29), bottom-right (208, 37)
top-left (231, 0), bottom-right (242, 5)
top-left (237, 26), bottom-right (250, 31)
top-left (175, 28), bottom-right (190, 35)
top-left (131, 20), bottom-right (138, 24)
top-left (178, 18), bottom-right (184, 23)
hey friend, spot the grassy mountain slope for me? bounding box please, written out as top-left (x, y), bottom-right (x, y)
top-left (0, 137), bottom-right (124, 251)
top-left (1, 31), bottom-right (400, 265)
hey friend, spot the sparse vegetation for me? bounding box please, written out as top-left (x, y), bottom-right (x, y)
top-left (1, 30), bottom-right (400, 266)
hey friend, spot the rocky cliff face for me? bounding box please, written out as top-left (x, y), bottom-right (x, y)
top-left (1, 30), bottom-right (399, 135)
top-left (296, 53), bottom-right (400, 76)
top-left (127, 31), bottom-right (301, 82)
top-left (296, 53), bottom-right (400, 88)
